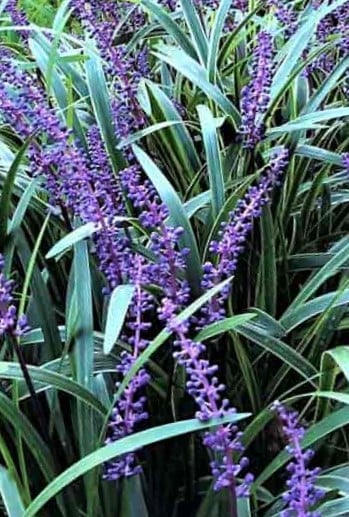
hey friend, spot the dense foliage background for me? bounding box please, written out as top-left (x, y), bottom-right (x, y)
top-left (0, 0), bottom-right (349, 515)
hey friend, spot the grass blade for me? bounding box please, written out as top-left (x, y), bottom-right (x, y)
top-left (104, 285), bottom-right (135, 355)
top-left (24, 412), bottom-right (250, 517)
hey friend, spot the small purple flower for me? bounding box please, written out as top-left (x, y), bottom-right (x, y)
top-left (5, 0), bottom-right (29, 41)
top-left (199, 148), bottom-right (288, 326)
top-left (104, 257), bottom-right (154, 480)
top-left (267, 0), bottom-right (298, 38)
top-left (240, 31), bottom-right (274, 148)
top-left (232, 0), bottom-right (248, 12)
top-left (171, 322), bottom-right (253, 494)
top-left (0, 255), bottom-right (30, 338)
top-left (304, 2), bottom-right (349, 76)
top-left (272, 402), bottom-right (325, 517)
top-left (342, 153), bottom-right (349, 172)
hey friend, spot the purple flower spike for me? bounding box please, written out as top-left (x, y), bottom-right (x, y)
top-left (267, 0), bottom-right (298, 38)
top-left (104, 258), bottom-right (153, 481)
top-left (342, 153), bottom-right (349, 172)
top-left (0, 255), bottom-right (30, 338)
top-left (240, 31), bottom-right (274, 149)
top-left (199, 148), bottom-right (289, 326)
top-left (170, 320), bottom-right (253, 494)
top-left (5, 0), bottom-right (29, 41)
top-left (272, 402), bottom-right (325, 517)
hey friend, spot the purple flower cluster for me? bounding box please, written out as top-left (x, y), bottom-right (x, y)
top-left (0, 255), bottom-right (29, 338)
top-left (267, 0), bottom-right (298, 38)
top-left (104, 258), bottom-right (153, 480)
top-left (109, 45), bottom-right (149, 148)
top-left (6, 0), bottom-right (29, 41)
top-left (0, 53), bottom-right (130, 291)
top-left (335, 4), bottom-right (349, 55)
top-left (118, 154), bottom-right (255, 494)
top-left (232, 0), bottom-right (248, 12)
top-left (0, 47), bottom-right (155, 482)
top-left (305, 1), bottom-right (349, 75)
top-left (200, 148), bottom-right (288, 325)
top-left (0, 56), bottom-right (88, 209)
top-left (72, 0), bottom-right (145, 46)
top-left (272, 402), bottom-right (325, 517)
top-left (72, 2), bottom-right (150, 162)
top-left (171, 320), bottom-right (254, 494)
top-left (240, 31), bottom-right (274, 149)
top-left (342, 153), bottom-right (349, 172)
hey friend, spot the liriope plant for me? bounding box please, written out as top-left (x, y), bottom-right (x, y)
top-left (0, 0), bottom-right (349, 516)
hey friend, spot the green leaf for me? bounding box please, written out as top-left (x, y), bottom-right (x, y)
top-left (47, 218), bottom-right (130, 259)
top-left (302, 54), bottom-right (349, 115)
top-left (277, 108), bottom-right (349, 130)
top-left (195, 314), bottom-right (255, 342)
top-left (318, 346), bottom-right (349, 417)
top-left (207, 0), bottom-right (233, 83)
top-left (0, 391), bottom-right (56, 485)
top-left (318, 497), bottom-right (349, 516)
top-left (104, 285), bottom-right (135, 355)
top-left (46, 223), bottom-right (97, 259)
top-left (322, 347), bottom-right (349, 384)
top-left (282, 237), bottom-right (349, 321)
top-left (314, 391), bottom-right (349, 406)
top-left (317, 473), bottom-right (349, 495)
top-left (296, 145), bottom-right (343, 167)
top-left (0, 138), bottom-right (33, 249)
top-left (270, 13), bottom-right (317, 101)
top-left (236, 322), bottom-right (317, 381)
top-left (257, 206), bottom-right (277, 316)
top-left (72, 243), bottom-right (101, 514)
top-left (16, 229), bottom-right (62, 360)
top-left (142, 80), bottom-right (201, 179)
top-left (184, 191), bottom-right (211, 218)
top-left (8, 178), bottom-right (40, 235)
top-left (287, 253), bottom-right (349, 272)
top-left (118, 121), bottom-right (184, 149)
top-left (237, 498), bottom-right (252, 517)
top-left (120, 477), bottom-right (149, 517)
top-left (153, 45), bottom-right (241, 127)
top-left (270, 0), bottom-right (348, 101)
top-left (85, 42), bottom-right (126, 172)
top-left (24, 412), bottom-right (250, 517)
top-left (72, 239), bottom-right (95, 393)
top-left (0, 362), bottom-right (107, 416)
top-left (0, 467), bottom-right (25, 517)
top-left (197, 105), bottom-right (225, 219)
top-left (179, 0), bottom-right (208, 65)
top-left (132, 144), bottom-right (202, 296)
top-left (281, 289), bottom-right (349, 331)
top-left (141, 0), bottom-right (197, 60)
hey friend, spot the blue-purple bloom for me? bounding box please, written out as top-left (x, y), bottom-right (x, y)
top-left (170, 320), bottom-right (254, 494)
top-left (233, 0), bottom-right (248, 11)
top-left (267, 0), bottom-right (298, 38)
top-left (342, 153), bottom-right (349, 172)
top-left (305, 1), bottom-right (349, 75)
top-left (240, 31), bottom-right (274, 148)
top-left (5, 0), bottom-right (29, 41)
top-left (200, 148), bottom-right (289, 325)
top-left (118, 149), bottom-right (254, 493)
top-left (0, 255), bottom-right (29, 338)
top-left (104, 257), bottom-right (153, 480)
top-left (272, 402), bottom-right (325, 517)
